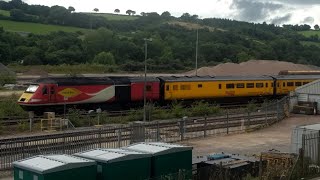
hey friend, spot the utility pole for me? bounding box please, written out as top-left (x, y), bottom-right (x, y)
top-left (195, 29), bottom-right (199, 76)
top-left (143, 38), bottom-right (152, 122)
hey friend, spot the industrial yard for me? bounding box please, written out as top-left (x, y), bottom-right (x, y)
top-left (186, 114), bottom-right (320, 156)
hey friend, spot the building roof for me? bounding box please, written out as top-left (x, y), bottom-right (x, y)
top-left (275, 75), bottom-right (320, 80)
top-left (13, 154), bottom-right (95, 174)
top-left (74, 148), bottom-right (151, 163)
top-left (295, 79), bottom-right (320, 95)
top-left (125, 142), bottom-right (193, 156)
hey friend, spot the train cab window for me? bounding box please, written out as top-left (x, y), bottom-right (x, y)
top-left (266, 83), bottom-right (268, 88)
top-left (219, 84), bottom-right (222, 89)
top-left (295, 82), bottom-right (302, 86)
top-left (180, 85), bottom-right (191, 90)
top-left (198, 84), bottom-right (203, 88)
top-left (166, 85), bottom-right (169, 91)
top-left (246, 83), bottom-right (254, 88)
top-left (173, 85), bottom-right (178, 90)
top-left (50, 87), bottom-right (55, 94)
top-left (42, 86), bottom-right (48, 95)
top-left (146, 85), bottom-right (152, 91)
top-left (283, 82), bottom-right (286, 87)
top-left (277, 83), bottom-right (279, 87)
top-left (236, 83), bottom-right (244, 88)
top-left (287, 82), bottom-right (294, 87)
top-left (303, 82), bottom-right (308, 85)
top-left (256, 83), bottom-right (264, 88)
top-left (226, 84), bottom-right (234, 89)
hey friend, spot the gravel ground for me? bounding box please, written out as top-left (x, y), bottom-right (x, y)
top-left (182, 114), bottom-right (320, 156)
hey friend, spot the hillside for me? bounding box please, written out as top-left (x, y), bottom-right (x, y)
top-left (299, 30), bottom-right (320, 38)
top-left (0, 0), bottom-right (320, 72)
top-left (0, 20), bottom-right (89, 34)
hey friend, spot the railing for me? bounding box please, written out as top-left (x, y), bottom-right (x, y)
top-left (0, 97), bottom-right (289, 172)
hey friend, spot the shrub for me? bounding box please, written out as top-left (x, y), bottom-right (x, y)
top-left (0, 74), bottom-right (16, 86)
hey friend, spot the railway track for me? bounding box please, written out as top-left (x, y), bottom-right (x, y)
top-left (0, 108), bottom-right (284, 171)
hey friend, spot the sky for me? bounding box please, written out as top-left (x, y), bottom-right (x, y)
top-left (23, 0), bottom-right (320, 27)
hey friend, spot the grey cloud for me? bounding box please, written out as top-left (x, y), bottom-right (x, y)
top-left (231, 0), bottom-right (283, 21)
top-left (271, 13), bottom-right (291, 24)
top-left (255, 0), bottom-right (320, 5)
top-left (302, 17), bottom-right (315, 24)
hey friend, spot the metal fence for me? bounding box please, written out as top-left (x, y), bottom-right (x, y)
top-left (0, 97), bottom-right (289, 172)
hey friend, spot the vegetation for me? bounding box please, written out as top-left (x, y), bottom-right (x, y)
top-left (0, 95), bottom-right (27, 118)
top-left (90, 13), bottom-right (139, 21)
top-left (298, 30), bottom-right (320, 38)
top-left (0, 9), bottom-right (10, 17)
top-left (1, 0), bottom-right (320, 71)
top-left (0, 74), bottom-right (16, 86)
top-left (0, 20), bottom-right (88, 34)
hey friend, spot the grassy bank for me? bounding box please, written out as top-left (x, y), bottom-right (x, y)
top-left (0, 20), bottom-right (89, 34)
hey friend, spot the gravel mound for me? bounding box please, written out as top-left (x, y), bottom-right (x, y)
top-left (185, 60), bottom-right (320, 76)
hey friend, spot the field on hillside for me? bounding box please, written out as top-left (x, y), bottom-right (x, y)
top-left (301, 41), bottom-right (320, 47)
top-left (0, 10), bottom-right (10, 17)
top-left (299, 30), bottom-right (320, 37)
top-left (0, 20), bottom-right (89, 34)
top-left (89, 13), bottom-right (139, 21)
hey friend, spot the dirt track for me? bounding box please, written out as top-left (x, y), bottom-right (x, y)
top-left (182, 114), bottom-right (320, 156)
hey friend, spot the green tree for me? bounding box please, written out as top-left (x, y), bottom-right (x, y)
top-left (68, 6), bottom-right (75, 13)
top-left (22, 55), bottom-right (42, 65)
top-left (314, 24), bottom-right (320, 30)
top-left (93, 8), bottom-right (99, 13)
top-left (126, 9), bottom-right (133, 15)
top-left (114, 9), bottom-right (120, 13)
top-left (93, 51), bottom-right (115, 65)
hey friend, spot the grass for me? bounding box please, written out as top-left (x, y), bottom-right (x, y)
top-left (0, 10), bottom-right (10, 17)
top-left (301, 41), bottom-right (320, 47)
top-left (0, 20), bottom-right (90, 34)
top-left (298, 30), bottom-right (320, 37)
top-left (89, 13), bottom-right (139, 21)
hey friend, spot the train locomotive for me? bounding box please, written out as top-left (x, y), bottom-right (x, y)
top-left (18, 75), bottom-right (320, 112)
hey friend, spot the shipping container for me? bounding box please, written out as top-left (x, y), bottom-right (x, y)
top-left (13, 155), bottom-right (96, 180)
top-left (74, 148), bottom-right (151, 180)
top-left (125, 142), bottom-right (193, 179)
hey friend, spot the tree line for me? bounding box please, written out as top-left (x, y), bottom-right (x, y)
top-left (1, 0), bottom-right (320, 71)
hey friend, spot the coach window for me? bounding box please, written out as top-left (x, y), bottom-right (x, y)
top-left (219, 84), bottom-right (222, 89)
top-left (198, 84), bottom-right (203, 88)
top-left (42, 86), bottom-right (48, 95)
top-left (256, 83), bottom-right (264, 88)
top-left (287, 82), bottom-right (294, 87)
top-left (271, 83), bottom-right (273, 87)
top-left (295, 82), bottom-right (302, 86)
top-left (266, 83), bottom-right (268, 88)
top-left (283, 82), bottom-right (286, 87)
top-left (180, 85), bottom-right (191, 90)
top-left (226, 84), bottom-right (234, 89)
top-left (166, 85), bottom-right (169, 91)
top-left (173, 85), bottom-right (178, 91)
top-left (246, 83), bottom-right (254, 88)
top-left (236, 83), bottom-right (244, 88)
top-left (146, 85), bottom-right (152, 91)
top-left (277, 83), bottom-right (279, 87)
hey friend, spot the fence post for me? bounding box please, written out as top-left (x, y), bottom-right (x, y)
top-left (99, 128), bottom-right (102, 148)
top-left (117, 126), bottom-right (122, 148)
top-left (156, 121), bottom-right (160, 141)
top-left (318, 131), bottom-right (320, 165)
top-left (301, 134), bottom-right (306, 177)
top-left (265, 104), bottom-right (268, 125)
top-left (259, 154), bottom-right (263, 180)
top-left (180, 117), bottom-right (186, 141)
top-left (276, 100), bottom-right (279, 121)
top-left (63, 136), bottom-right (66, 154)
top-left (226, 109), bottom-right (229, 134)
top-left (204, 116), bottom-right (207, 137)
top-left (247, 109), bottom-right (250, 129)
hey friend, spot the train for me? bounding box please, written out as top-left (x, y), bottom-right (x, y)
top-left (17, 75), bottom-right (320, 112)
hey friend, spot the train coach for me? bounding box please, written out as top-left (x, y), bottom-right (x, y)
top-left (17, 74), bottom-right (320, 112)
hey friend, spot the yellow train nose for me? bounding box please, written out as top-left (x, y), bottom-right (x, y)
top-left (18, 93), bottom-right (34, 103)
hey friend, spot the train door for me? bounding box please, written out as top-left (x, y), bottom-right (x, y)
top-left (48, 85), bottom-right (57, 103)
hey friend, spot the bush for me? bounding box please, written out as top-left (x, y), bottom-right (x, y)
top-left (18, 121), bottom-right (28, 132)
top-left (0, 74), bottom-right (16, 86)
top-left (0, 95), bottom-right (27, 118)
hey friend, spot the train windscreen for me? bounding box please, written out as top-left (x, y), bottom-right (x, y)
top-left (25, 85), bottom-right (39, 93)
